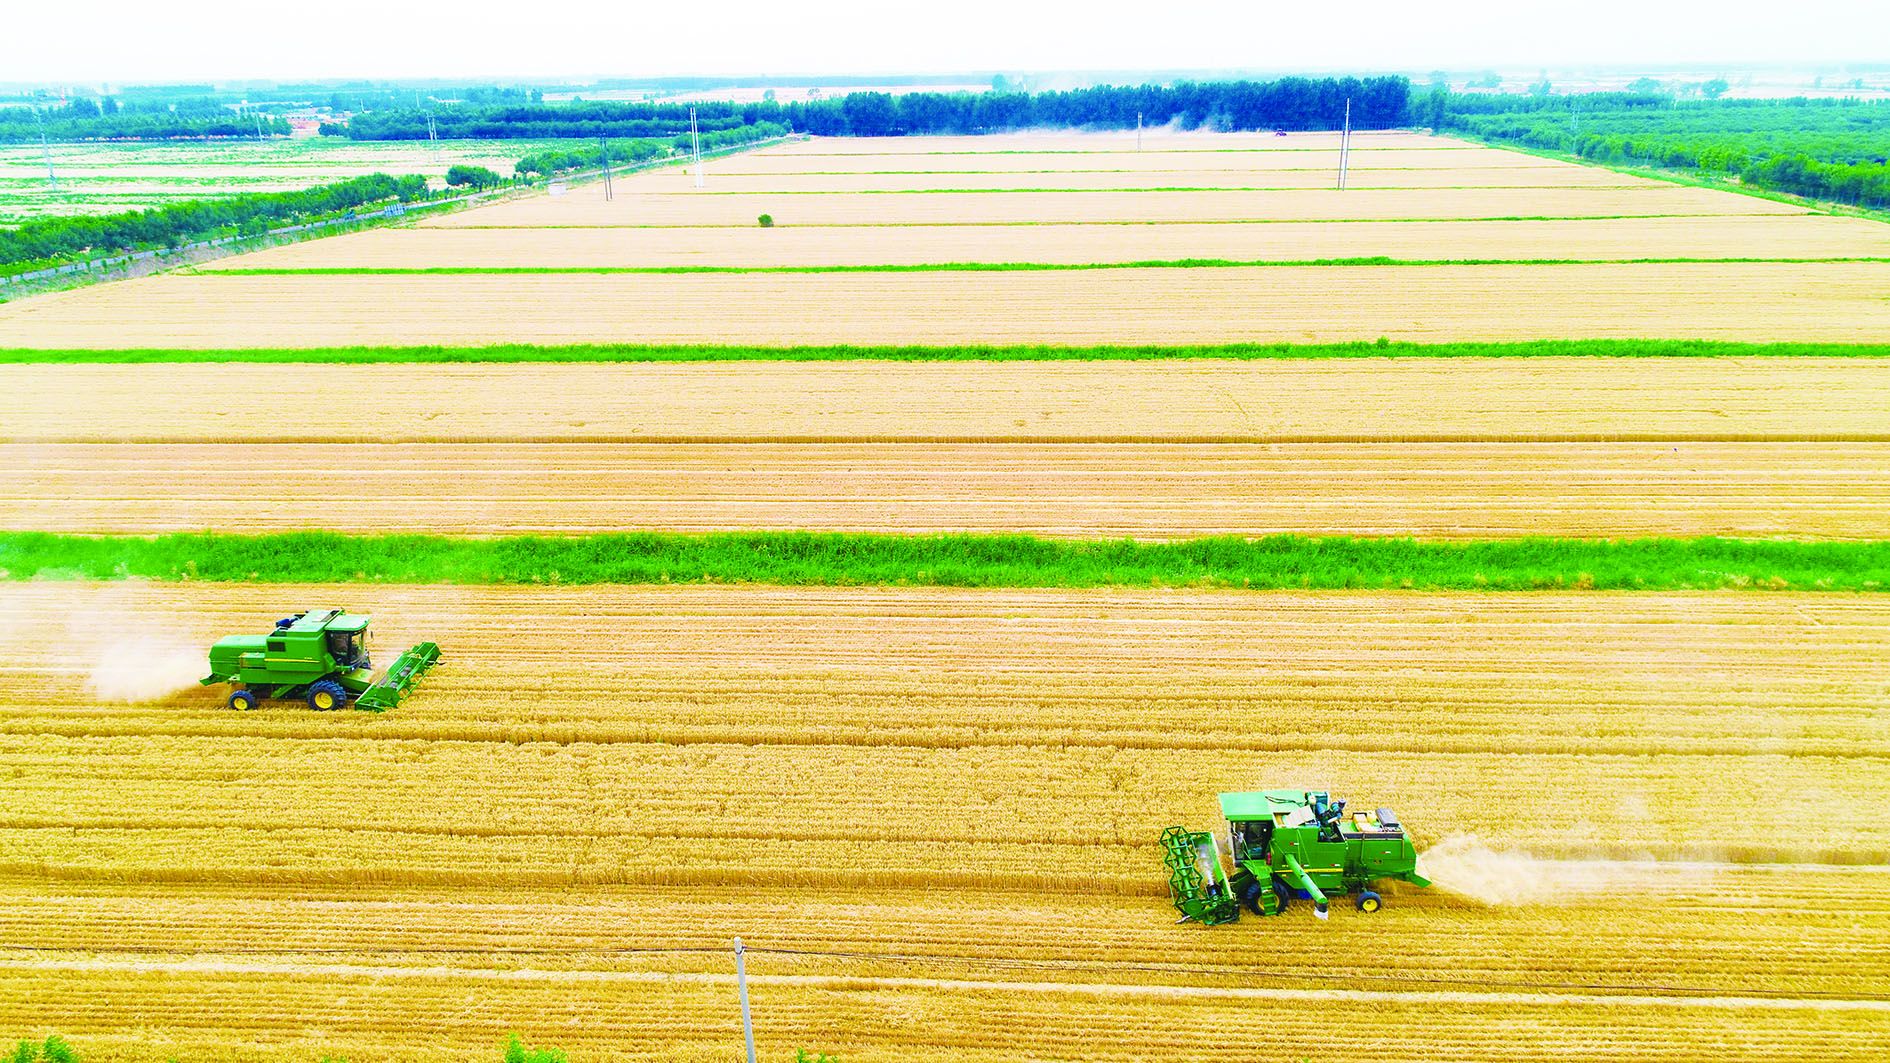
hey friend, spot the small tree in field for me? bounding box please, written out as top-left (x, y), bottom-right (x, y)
top-left (757, 213), bottom-right (774, 227)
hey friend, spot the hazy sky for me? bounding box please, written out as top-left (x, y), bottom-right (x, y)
top-left (5, 0), bottom-right (1886, 83)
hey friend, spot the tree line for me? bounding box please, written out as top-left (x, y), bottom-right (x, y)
top-left (513, 122), bottom-right (788, 177)
top-left (324, 104), bottom-right (757, 140)
top-left (1, 173), bottom-right (431, 270)
top-left (0, 103), bottom-right (291, 143)
top-left (1429, 92), bottom-right (1890, 209)
top-left (323, 77), bottom-right (1412, 140)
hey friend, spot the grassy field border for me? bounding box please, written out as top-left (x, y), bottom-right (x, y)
top-left (4, 340), bottom-right (1889, 364)
top-left (2, 532), bottom-right (1884, 591)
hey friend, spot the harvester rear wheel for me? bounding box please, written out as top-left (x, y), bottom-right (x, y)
top-left (306, 680), bottom-right (347, 711)
top-left (227, 689), bottom-right (258, 711)
top-left (1356, 891), bottom-right (1382, 913)
top-left (1273, 881), bottom-right (1290, 913)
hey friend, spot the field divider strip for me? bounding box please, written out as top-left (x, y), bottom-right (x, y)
top-left (2, 531), bottom-right (1885, 592)
top-left (198, 256), bottom-right (1890, 276)
top-left (7, 339), bottom-right (1890, 364)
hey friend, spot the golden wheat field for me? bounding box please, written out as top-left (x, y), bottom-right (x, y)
top-left (202, 213), bottom-right (1890, 270)
top-left (5, 440), bottom-right (1890, 539)
top-left (7, 359), bottom-right (1890, 443)
top-left (9, 261), bottom-right (1890, 347)
top-left (0, 582), bottom-right (1886, 1062)
top-left (6, 130), bottom-right (1890, 1062)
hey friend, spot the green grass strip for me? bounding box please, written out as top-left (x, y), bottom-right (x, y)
top-left (4, 340), bottom-right (1888, 364)
top-left (440, 213), bottom-right (1762, 229)
top-left (687, 184), bottom-right (1653, 195)
top-left (2, 532), bottom-right (1882, 591)
top-left (202, 256), bottom-right (1890, 277)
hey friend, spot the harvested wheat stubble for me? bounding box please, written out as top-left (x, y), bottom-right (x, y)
top-left (712, 145), bottom-right (1567, 175)
top-left (1, 582), bottom-right (1886, 1061)
top-left (604, 166), bottom-right (1655, 194)
top-left (5, 441), bottom-right (1890, 540)
top-left (7, 263), bottom-right (1888, 348)
top-left (9, 963), bottom-right (1884, 1063)
top-left (5, 359), bottom-right (1889, 444)
top-left (419, 184), bottom-right (1800, 228)
top-left (203, 214), bottom-right (1890, 271)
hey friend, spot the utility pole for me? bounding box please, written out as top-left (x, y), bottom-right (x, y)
top-left (1336, 97), bottom-right (1352, 191)
top-left (33, 108), bottom-right (56, 191)
top-left (734, 938), bottom-right (757, 1063)
top-left (598, 135), bottom-right (614, 201)
top-left (690, 107), bottom-right (704, 188)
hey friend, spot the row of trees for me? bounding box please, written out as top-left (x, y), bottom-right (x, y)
top-left (326, 77), bottom-right (1412, 141)
top-left (1434, 94), bottom-right (1890, 208)
top-left (325, 103), bottom-right (757, 141)
top-left (1, 173), bottom-right (431, 269)
top-left (512, 121), bottom-right (788, 177)
top-left (0, 105), bottom-right (290, 143)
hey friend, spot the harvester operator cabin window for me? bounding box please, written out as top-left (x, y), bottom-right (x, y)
top-left (328, 630), bottom-right (361, 664)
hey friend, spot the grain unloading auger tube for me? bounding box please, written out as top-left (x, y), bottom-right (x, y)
top-left (200, 610), bottom-right (441, 712)
top-left (1163, 789), bottom-right (1429, 925)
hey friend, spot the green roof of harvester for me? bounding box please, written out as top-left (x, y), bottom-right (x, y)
top-left (1219, 790), bottom-right (1316, 821)
top-left (285, 610), bottom-right (370, 633)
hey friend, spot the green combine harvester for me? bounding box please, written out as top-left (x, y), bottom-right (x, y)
top-left (200, 609), bottom-right (441, 712)
top-left (1162, 789), bottom-right (1430, 924)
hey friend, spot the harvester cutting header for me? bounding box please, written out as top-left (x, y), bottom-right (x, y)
top-left (200, 609), bottom-right (441, 712)
top-left (1162, 789), bottom-right (1429, 924)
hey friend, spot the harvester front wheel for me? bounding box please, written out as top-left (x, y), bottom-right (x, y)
top-left (1241, 878), bottom-right (1266, 916)
top-left (228, 689), bottom-right (258, 711)
top-left (306, 680), bottom-right (347, 711)
top-left (1356, 890), bottom-right (1382, 914)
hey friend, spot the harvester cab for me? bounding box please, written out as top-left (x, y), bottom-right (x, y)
top-left (200, 609), bottom-right (441, 712)
top-left (1162, 789), bottom-right (1430, 926)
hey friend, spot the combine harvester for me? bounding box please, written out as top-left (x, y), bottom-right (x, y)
top-left (200, 609), bottom-right (441, 712)
top-left (1162, 789), bottom-right (1429, 924)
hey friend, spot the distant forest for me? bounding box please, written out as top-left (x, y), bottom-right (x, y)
top-left (322, 77), bottom-right (1415, 140)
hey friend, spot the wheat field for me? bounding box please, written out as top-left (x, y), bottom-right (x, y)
top-left (1, 582), bottom-right (1885, 1061)
top-left (5, 440), bottom-right (1890, 538)
top-left (200, 214), bottom-right (1890, 271)
top-left (6, 131), bottom-right (1890, 1061)
top-left (7, 261), bottom-right (1890, 347)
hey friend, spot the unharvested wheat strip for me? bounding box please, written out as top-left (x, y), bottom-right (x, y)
top-left (202, 215), bottom-right (1890, 271)
top-left (4, 584), bottom-right (1886, 759)
top-left (6, 264), bottom-right (1890, 349)
top-left (7, 582), bottom-right (1882, 756)
top-left (5, 441), bottom-right (1890, 540)
top-left (418, 184), bottom-right (1800, 228)
top-left (4, 359), bottom-right (1889, 443)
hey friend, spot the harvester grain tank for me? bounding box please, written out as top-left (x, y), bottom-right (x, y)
top-left (200, 609), bottom-right (441, 712)
top-left (1162, 789), bottom-right (1429, 924)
